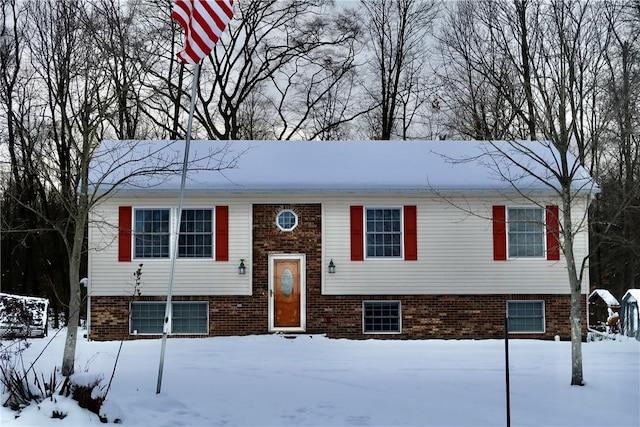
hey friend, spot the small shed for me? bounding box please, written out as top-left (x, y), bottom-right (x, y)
top-left (588, 289), bottom-right (620, 332)
top-left (620, 289), bottom-right (640, 341)
top-left (0, 293), bottom-right (49, 338)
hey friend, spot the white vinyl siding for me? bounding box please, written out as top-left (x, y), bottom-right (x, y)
top-left (88, 197), bottom-right (252, 296)
top-left (322, 195), bottom-right (590, 295)
top-left (88, 193), bottom-right (591, 298)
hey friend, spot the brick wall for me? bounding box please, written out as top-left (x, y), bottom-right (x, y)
top-left (90, 293), bottom-right (584, 341)
top-left (89, 203), bottom-right (585, 341)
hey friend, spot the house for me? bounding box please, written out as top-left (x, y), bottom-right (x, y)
top-left (87, 140), bottom-right (597, 341)
top-left (620, 289), bottom-right (640, 340)
top-left (588, 289), bottom-right (620, 333)
top-left (0, 293), bottom-right (49, 338)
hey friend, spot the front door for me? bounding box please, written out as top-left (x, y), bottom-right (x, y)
top-left (269, 254), bottom-right (306, 332)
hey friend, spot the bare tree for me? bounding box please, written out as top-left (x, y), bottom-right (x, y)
top-left (0, 0), bottom-right (70, 322)
top-left (438, 0), bottom-right (612, 385)
top-left (590, 0), bottom-right (640, 298)
top-left (191, 0), bottom-right (362, 140)
top-left (357, 0), bottom-right (439, 140)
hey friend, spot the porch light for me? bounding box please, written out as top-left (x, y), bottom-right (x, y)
top-left (238, 259), bottom-right (247, 275)
top-left (328, 259), bottom-right (336, 274)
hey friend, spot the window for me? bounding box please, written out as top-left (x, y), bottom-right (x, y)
top-left (130, 302), bottom-right (164, 334)
top-left (508, 207), bottom-right (544, 258)
top-left (135, 209), bottom-right (170, 258)
top-left (363, 301), bottom-right (401, 333)
top-left (366, 208), bottom-right (401, 258)
top-left (179, 209), bottom-right (213, 258)
top-left (171, 302), bottom-right (209, 333)
top-left (276, 210), bottom-right (298, 231)
top-left (130, 302), bottom-right (208, 335)
top-left (507, 301), bottom-right (545, 333)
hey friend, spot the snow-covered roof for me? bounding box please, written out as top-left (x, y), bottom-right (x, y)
top-left (623, 289), bottom-right (640, 302)
top-left (90, 139), bottom-right (598, 195)
top-left (588, 289), bottom-right (620, 307)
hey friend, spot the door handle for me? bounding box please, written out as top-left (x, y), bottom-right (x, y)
top-left (269, 289), bottom-right (273, 297)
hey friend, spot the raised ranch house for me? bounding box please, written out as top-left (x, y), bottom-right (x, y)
top-left (87, 140), bottom-right (596, 341)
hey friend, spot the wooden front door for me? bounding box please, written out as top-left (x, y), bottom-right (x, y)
top-left (269, 255), bottom-right (305, 331)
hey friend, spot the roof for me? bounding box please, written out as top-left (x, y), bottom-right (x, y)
top-left (588, 289), bottom-right (620, 307)
top-left (90, 139), bottom-right (598, 195)
top-left (623, 289), bottom-right (640, 302)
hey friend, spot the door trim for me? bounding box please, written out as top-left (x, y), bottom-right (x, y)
top-left (268, 254), bottom-right (306, 332)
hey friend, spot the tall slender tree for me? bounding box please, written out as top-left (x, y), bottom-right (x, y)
top-left (438, 0), bottom-right (612, 385)
top-left (357, 0), bottom-right (439, 139)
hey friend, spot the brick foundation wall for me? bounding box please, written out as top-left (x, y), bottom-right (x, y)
top-left (89, 203), bottom-right (586, 341)
top-left (90, 293), bottom-right (584, 341)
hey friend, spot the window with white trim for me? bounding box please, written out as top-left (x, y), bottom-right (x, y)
top-left (363, 301), bottom-right (401, 333)
top-left (276, 210), bottom-right (298, 231)
top-left (508, 207), bottom-right (544, 258)
top-left (134, 209), bottom-right (170, 258)
top-left (130, 302), bottom-right (209, 335)
top-left (366, 208), bottom-right (402, 258)
top-left (179, 209), bottom-right (213, 258)
top-left (507, 300), bottom-right (545, 333)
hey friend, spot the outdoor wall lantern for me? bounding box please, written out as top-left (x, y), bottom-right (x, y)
top-left (238, 259), bottom-right (247, 275)
top-left (328, 259), bottom-right (336, 274)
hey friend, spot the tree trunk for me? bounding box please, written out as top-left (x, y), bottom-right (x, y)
top-left (562, 187), bottom-right (584, 386)
top-left (61, 216), bottom-right (85, 376)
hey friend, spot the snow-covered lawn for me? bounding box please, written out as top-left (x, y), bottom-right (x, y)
top-left (1, 329), bottom-right (638, 426)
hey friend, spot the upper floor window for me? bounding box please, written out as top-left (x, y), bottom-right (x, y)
top-left (179, 209), bottom-right (213, 258)
top-left (135, 209), bottom-right (170, 258)
top-left (276, 209), bottom-right (298, 231)
top-left (366, 208), bottom-right (402, 258)
top-left (508, 207), bottom-right (544, 258)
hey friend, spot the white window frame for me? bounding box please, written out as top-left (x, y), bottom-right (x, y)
top-left (362, 301), bottom-right (402, 334)
top-left (276, 209), bottom-right (298, 231)
top-left (129, 301), bottom-right (209, 335)
top-left (506, 300), bottom-right (546, 334)
top-left (364, 206), bottom-right (404, 259)
top-left (133, 207), bottom-right (171, 259)
top-left (507, 206), bottom-right (546, 259)
top-left (178, 208), bottom-right (214, 259)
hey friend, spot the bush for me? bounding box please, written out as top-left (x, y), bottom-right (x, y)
top-left (0, 346), bottom-right (113, 422)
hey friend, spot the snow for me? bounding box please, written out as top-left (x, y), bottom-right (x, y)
top-left (91, 140), bottom-right (597, 195)
top-left (0, 293), bottom-right (49, 338)
top-left (623, 289), bottom-right (640, 302)
top-left (589, 289), bottom-right (620, 307)
top-left (1, 329), bottom-right (638, 426)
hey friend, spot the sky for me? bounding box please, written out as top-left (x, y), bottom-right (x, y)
top-left (1, 329), bottom-right (638, 427)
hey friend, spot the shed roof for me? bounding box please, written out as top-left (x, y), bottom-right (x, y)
top-left (623, 289), bottom-right (640, 302)
top-left (90, 139), bottom-right (598, 195)
top-left (588, 289), bottom-right (620, 307)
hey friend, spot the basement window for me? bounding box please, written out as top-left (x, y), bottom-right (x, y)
top-left (507, 300), bottom-right (545, 333)
top-left (130, 301), bottom-right (208, 335)
top-left (363, 301), bottom-right (401, 334)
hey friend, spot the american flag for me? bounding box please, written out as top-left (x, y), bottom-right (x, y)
top-left (172, 0), bottom-right (234, 65)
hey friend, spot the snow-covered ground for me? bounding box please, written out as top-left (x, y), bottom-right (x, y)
top-left (1, 329), bottom-right (638, 426)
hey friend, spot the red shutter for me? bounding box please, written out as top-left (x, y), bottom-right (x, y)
top-left (492, 205), bottom-right (507, 261)
top-left (403, 205), bottom-right (418, 260)
top-left (118, 206), bottom-right (132, 262)
top-left (215, 206), bottom-right (229, 261)
top-left (350, 206), bottom-right (364, 261)
top-left (546, 205), bottom-right (560, 261)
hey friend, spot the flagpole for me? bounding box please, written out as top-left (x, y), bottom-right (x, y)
top-left (156, 63), bottom-right (201, 395)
